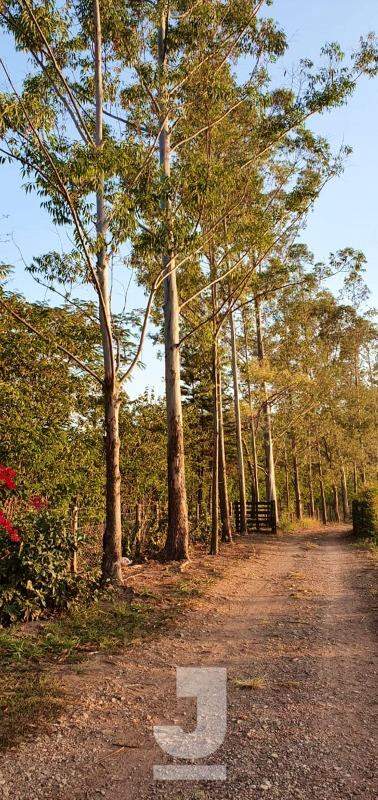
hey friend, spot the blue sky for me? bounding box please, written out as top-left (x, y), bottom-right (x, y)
top-left (1, 0), bottom-right (377, 396)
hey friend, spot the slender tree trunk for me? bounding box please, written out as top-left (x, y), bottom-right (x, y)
top-left (332, 484), bottom-right (340, 523)
top-left (159, 10), bottom-right (189, 561)
top-left (93, 1), bottom-right (123, 583)
top-left (283, 443), bottom-right (290, 511)
top-left (341, 463), bottom-right (349, 520)
top-left (102, 381), bottom-right (123, 581)
top-left (70, 497), bottom-right (79, 575)
top-left (230, 306), bottom-right (247, 534)
top-left (308, 450), bottom-right (315, 518)
top-left (255, 297), bottom-right (278, 521)
top-left (218, 368), bottom-right (233, 542)
top-left (353, 461), bottom-right (358, 495)
top-left (241, 308), bottom-right (259, 503)
top-left (291, 431), bottom-right (303, 520)
top-left (210, 317), bottom-right (219, 555)
top-left (317, 443), bottom-right (328, 525)
top-left (196, 467), bottom-right (203, 526)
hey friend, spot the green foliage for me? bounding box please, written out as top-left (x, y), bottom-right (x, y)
top-left (352, 485), bottom-right (378, 542)
top-left (0, 508), bottom-right (83, 625)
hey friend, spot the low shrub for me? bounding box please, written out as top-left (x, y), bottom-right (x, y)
top-left (0, 508), bottom-right (85, 625)
top-left (352, 484), bottom-right (378, 542)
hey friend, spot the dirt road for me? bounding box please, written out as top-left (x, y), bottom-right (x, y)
top-left (0, 527), bottom-right (376, 800)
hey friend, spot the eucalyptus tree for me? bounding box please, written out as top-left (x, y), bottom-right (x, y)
top-left (127, 0), bottom-right (289, 556)
top-left (0, 1), bottom-right (161, 582)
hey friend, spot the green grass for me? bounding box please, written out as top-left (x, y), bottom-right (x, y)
top-left (0, 566), bottom-right (217, 752)
top-left (350, 536), bottom-right (378, 556)
top-left (0, 593), bottom-right (173, 751)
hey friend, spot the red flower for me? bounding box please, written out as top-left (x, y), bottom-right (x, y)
top-left (29, 495), bottom-right (47, 510)
top-left (0, 466), bottom-right (17, 491)
top-left (0, 510), bottom-right (21, 543)
top-left (8, 529), bottom-right (21, 543)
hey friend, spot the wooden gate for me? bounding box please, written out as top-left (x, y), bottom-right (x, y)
top-left (234, 500), bottom-right (277, 535)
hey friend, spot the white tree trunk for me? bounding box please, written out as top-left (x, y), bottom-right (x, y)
top-left (94, 0), bottom-right (123, 583)
top-left (218, 364), bottom-right (232, 542)
top-left (230, 307), bottom-right (247, 534)
top-left (158, 9), bottom-right (189, 561)
top-left (255, 297), bottom-right (278, 521)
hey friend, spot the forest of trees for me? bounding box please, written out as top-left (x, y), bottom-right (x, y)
top-left (0, 1), bottom-right (377, 623)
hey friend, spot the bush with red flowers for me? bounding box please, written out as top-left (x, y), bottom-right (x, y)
top-left (0, 465), bottom-right (81, 625)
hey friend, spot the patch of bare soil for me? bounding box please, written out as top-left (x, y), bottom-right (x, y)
top-left (0, 526), bottom-right (376, 800)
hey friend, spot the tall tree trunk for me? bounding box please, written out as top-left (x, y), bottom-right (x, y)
top-left (230, 306), bottom-right (247, 535)
top-left (70, 496), bottom-right (79, 575)
top-left (291, 431), bottom-right (303, 520)
top-left (332, 484), bottom-right (340, 523)
top-left (308, 449), bottom-right (315, 518)
top-left (353, 461), bottom-right (358, 495)
top-left (255, 297), bottom-right (278, 521)
top-left (341, 463), bottom-right (350, 520)
top-left (102, 381), bottom-right (123, 582)
top-left (241, 308), bottom-right (259, 503)
top-left (210, 316), bottom-right (219, 555)
top-left (94, 0), bottom-right (122, 583)
top-left (317, 443), bottom-right (328, 525)
top-left (283, 442), bottom-right (290, 511)
top-left (196, 467), bottom-right (203, 526)
top-left (218, 368), bottom-right (232, 542)
top-left (159, 10), bottom-right (189, 561)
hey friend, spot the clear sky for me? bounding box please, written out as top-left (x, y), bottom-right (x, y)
top-left (1, 0), bottom-right (377, 397)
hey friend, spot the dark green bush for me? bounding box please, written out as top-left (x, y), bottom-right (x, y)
top-left (0, 509), bottom-right (83, 625)
top-left (352, 484), bottom-right (378, 542)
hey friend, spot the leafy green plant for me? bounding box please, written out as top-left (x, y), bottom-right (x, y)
top-left (352, 484), bottom-right (378, 542)
top-left (0, 508), bottom-right (84, 625)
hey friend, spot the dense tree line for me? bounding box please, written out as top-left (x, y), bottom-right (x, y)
top-left (0, 2), bottom-right (377, 603)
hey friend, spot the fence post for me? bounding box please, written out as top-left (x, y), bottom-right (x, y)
top-left (70, 497), bottom-right (79, 575)
top-left (271, 500), bottom-right (277, 535)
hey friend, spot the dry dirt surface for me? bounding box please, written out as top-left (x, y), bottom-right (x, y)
top-left (0, 526), bottom-right (376, 800)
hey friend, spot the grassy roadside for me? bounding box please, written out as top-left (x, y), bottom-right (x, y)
top-left (0, 562), bottom-right (220, 751)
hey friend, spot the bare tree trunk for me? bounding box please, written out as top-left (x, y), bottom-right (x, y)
top-left (353, 461), bottom-right (358, 495)
top-left (255, 297), bottom-right (278, 521)
top-left (332, 484), bottom-right (340, 523)
top-left (308, 445), bottom-right (315, 517)
top-left (196, 467), bottom-right (203, 526)
top-left (230, 306), bottom-right (247, 534)
top-left (102, 381), bottom-right (123, 581)
top-left (218, 368), bottom-right (233, 542)
top-left (93, 0), bottom-right (123, 583)
top-left (283, 443), bottom-right (290, 511)
top-left (291, 431), bottom-right (303, 520)
top-left (70, 497), bottom-right (79, 575)
top-left (341, 464), bottom-right (350, 520)
top-left (210, 318), bottom-right (219, 555)
top-left (317, 443), bottom-right (328, 525)
top-left (159, 10), bottom-right (189, 561)
top-left (241, 308), bottom-right (259, 503)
